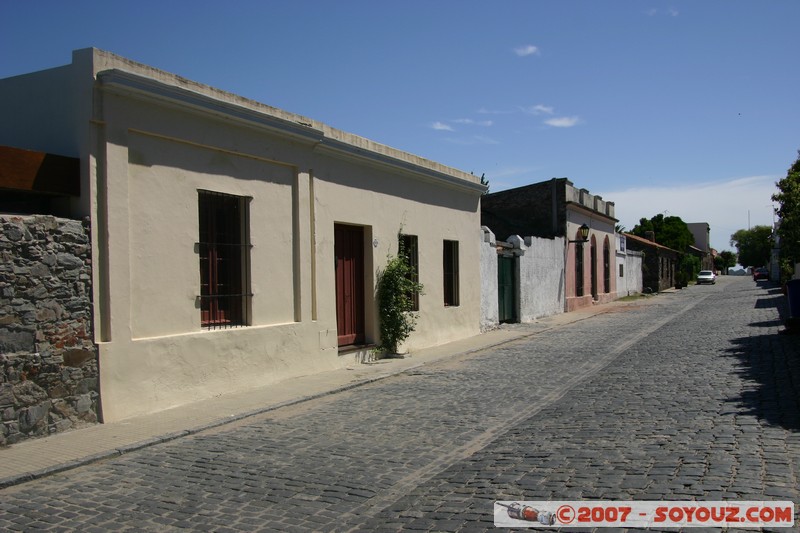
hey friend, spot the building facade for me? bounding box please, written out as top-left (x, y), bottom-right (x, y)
top-left (616, 234), bottom-right (644, 298)
top-left (624, 233), bottom-right (679, 293)
top-left (481, 178), bottom-right (618, 312)
top-left (479, 226), bottom-right (566, 330)
top-left (0, 49), bottom-right (485, 421)
top-left (687, 222), bottom-right (715, 271)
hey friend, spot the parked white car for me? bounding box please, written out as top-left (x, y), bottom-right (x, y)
top-left (697, 270), bottom-right (716, 285)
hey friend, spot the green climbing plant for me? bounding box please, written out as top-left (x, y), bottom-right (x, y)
top-left (376, 237), bottom-right (424, 355)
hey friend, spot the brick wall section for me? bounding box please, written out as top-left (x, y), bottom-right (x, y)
top-left (0, 214), bottom-right (98, 445)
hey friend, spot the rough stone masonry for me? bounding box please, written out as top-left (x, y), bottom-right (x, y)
top-left (0, 214), bottom-right (98, 446)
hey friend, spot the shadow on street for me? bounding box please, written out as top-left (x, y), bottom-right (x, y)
top-left (722, 282), bottom-right (800, 432)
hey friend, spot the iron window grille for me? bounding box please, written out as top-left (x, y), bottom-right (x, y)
top-left (198, 190), bottom-right (252, 329)
top-left (399, 234), bottom-right (420, 311)
top-left (443, 240), bottom-right (460, 307)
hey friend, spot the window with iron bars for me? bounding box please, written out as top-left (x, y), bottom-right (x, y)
top-left (399, 234), bottom-right (420, 311)
top-left (443, 240), bottom-right (460, 307)
top-left (198, 190), bottom-right (252, 329)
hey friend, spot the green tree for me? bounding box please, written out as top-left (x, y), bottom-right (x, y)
top-left (679, 253), bottom-right (700, 286)
top-left (714, 250), bottom-right (737, 273)
top-left (631, 214), bottom-right (695, 252)
top-left (772, 150), bottom-right (800, 280)
top-left (730, 226), bottom-right (773, 268)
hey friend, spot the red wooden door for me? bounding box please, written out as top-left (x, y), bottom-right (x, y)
top-left (334, 224), bottom-right (365, 346)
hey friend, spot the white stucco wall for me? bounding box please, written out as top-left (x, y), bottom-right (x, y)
top-left (0, 50), bottom-right (98, 217)
top-left (480, 227), bottom-right (499, 331)
top-left (617, 250), bottom-right (643, 296)
top-left (480, 231), bottom-right (566, 328)
top-left (616, 235), bottom-right (643, 297)
top-left (513, 235), bottom-right (566, 321)
top-left (0, 65), bottom-right (78, 159)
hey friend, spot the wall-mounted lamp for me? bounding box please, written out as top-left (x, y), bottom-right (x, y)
top-left (568, 223), bottom-right (590, 243)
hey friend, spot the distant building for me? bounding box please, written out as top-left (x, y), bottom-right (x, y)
top-left (687, 222), bottom-right (710, 251)
top-left (624, 233), bottom-right (680, 293)
top-left (481, 178), bottom-right (618, 311)
top-left (616, 234), bottom-right (644, 297)
top-left (687, 222), bottom-right (714, 270)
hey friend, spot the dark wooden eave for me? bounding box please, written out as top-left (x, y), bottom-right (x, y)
top-left (0, 145), bottom-right (80, 196)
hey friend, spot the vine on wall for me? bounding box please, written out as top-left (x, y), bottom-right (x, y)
top-left (376, 236), bottom-right (423, 355)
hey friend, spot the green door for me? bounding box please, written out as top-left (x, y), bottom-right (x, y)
top-left (498, 255), bottom-right (516, 323)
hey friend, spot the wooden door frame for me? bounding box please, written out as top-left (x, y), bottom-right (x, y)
top-left (497, 254), bottom-right (517, 323)
top-left (334, 223), bottom-right (365, 346)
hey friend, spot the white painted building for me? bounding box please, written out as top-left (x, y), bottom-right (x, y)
top-left (0, 49), bottom-right (485, 421)
top-left (616, 234), bottom-right (643, 297)
top-left (480, 226), bottom-right (566, 329)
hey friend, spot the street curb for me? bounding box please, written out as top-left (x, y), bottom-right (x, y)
top-left (0, 365), bottom-right (425, 490)
top-left (0, 301), bottom-right (623, 490)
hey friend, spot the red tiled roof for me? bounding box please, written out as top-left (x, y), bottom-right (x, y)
top-left (623, 232), bottom-right (681, 253)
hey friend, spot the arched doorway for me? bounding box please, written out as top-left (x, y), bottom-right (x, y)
top-left (575, 241), bottom-right (584, 297)
top-left (590, 236), bottom-right (598, 300)
top-left (603, 237), bottom-right (611, 294)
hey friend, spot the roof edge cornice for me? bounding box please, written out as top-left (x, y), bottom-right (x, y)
top-left (96, 69), bottom-right (485, 195)
top-left (313, 137), bottom-right (487, 194)
top-left (565, 201), bottom-right (619, 223)
top-left (97, 69), bottom-right (324, 143)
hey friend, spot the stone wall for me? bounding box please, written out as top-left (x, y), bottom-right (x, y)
top-left (0, 214), bottom-right (98, 445)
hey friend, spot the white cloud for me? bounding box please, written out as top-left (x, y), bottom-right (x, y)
top-left (473, 135), bottom-right (500, 145)
top-left (490, 166), bottom-right (543, 179)
top-left (600, 175), bottom-right (778, 252)
top-left (477, 107), bottom-right (516, 115)
top-left (544, 116), bottom-right (581, 127)
top-left (524, 104), bottom-right (554, 115)
top-left (442, 135), bottom-right (500, 146)
top-left (514, 45), bottom-right (540, 57)
top-left (453, 118), bottom-right (493, 126)
top-left (646, 7), bottom-right (679, 17)
top-left (431, 121), bottom-right (454, 131)
top-left (483, 166), bottom-right (547, 192)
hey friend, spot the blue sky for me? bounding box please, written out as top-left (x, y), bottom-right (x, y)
top-left (2, 1), bottom-right (798, 252)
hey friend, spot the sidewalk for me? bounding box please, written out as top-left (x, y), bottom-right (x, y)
top-left (0, 299), bottom-right (634, 489)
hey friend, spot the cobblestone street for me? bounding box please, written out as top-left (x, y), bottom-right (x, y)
top-left (1, 277), bottom-right (798, 532)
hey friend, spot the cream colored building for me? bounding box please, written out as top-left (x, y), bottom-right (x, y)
top-left (0, 49), bottom-right (484, 421)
